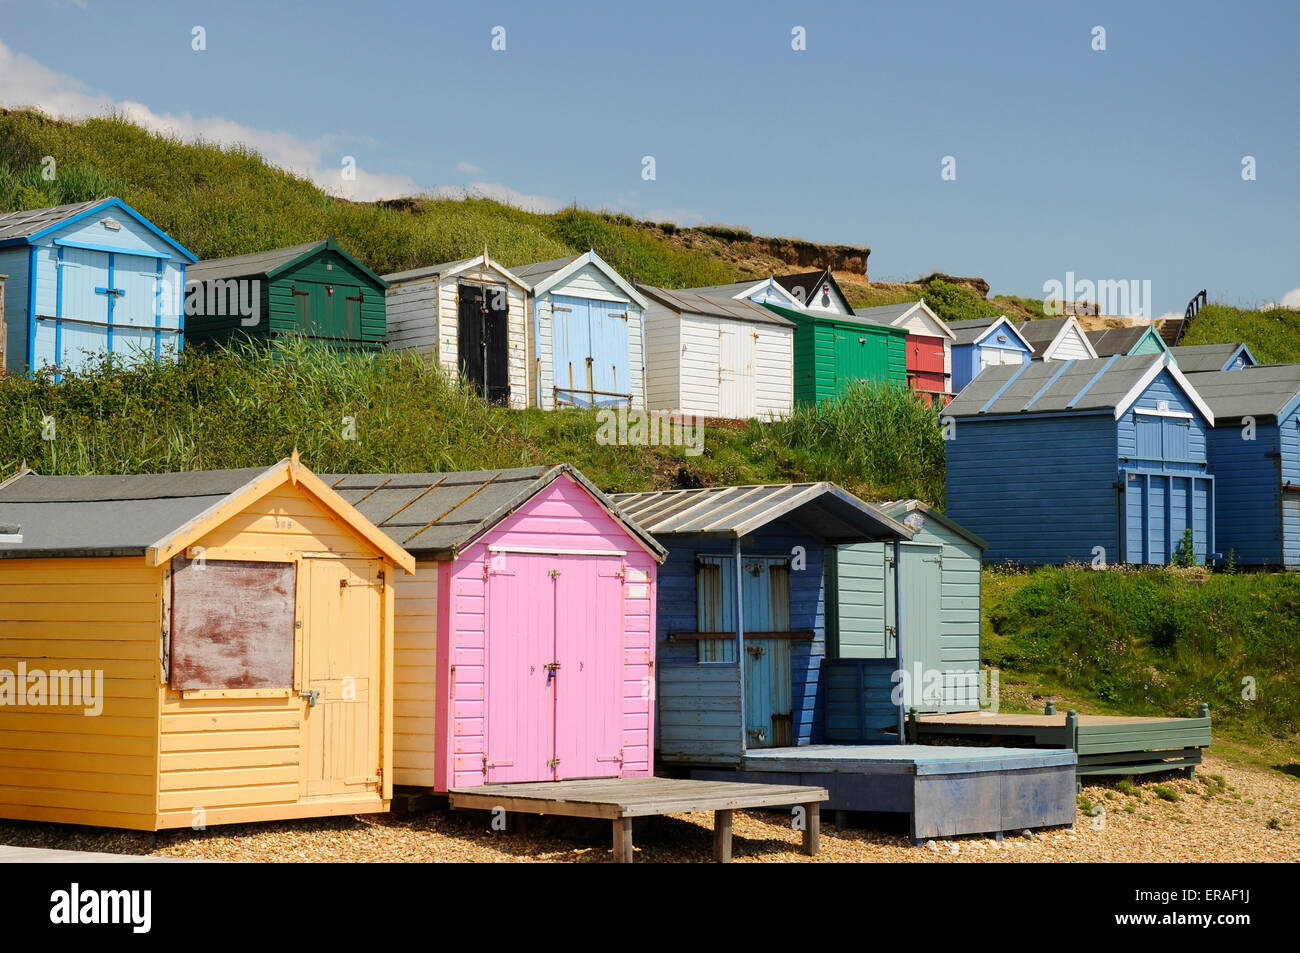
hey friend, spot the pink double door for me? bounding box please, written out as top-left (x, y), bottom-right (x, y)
top-left (484, 551), bottom-right (625, 783)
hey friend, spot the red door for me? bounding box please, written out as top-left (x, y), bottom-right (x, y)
top-left (908, 333), bottom-right (947, 400)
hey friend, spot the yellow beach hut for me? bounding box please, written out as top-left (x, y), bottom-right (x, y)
top-left (0, 454), bottom-right (414, 831)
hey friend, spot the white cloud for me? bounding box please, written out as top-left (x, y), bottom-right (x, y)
top-left (456, 161), bottom-right (484, 174)
top-left (0, 38), bottom-right (417, 202)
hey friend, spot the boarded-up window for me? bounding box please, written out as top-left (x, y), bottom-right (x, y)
top-left (170, 556), bottom-right (297, 691)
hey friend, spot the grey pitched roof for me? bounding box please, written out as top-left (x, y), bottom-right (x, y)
top-left (186, 240), bottom-right (325, 282)
top-left (1086, 325), bottom-right (1151, 356)
top-left (948, 317), bottom-right (1017, 347)
top-left (383, 256), bottom-right (476, 283)
top-left (944, 353), bottom-right (1172, 418)
top-left (0, 199), bottom-right (105, 242)
top-left (1015, 317), bottom-right (1076, 353)
top-left (636, 285), bottom-right (795, 327)
top-left (1183, 365), bottom-right (1300, 422)
top-left (853, 301), bottom-right (922, 323)
top-left (676, 278), bottom-right (775, 297)
top-left (1170, 343), bottom-right (1256, 373)
top-left (0, 466), bottom-right (271, 558)
top-left (508, 255), bottom-right (578, 285)
top-left (609, 483), bottom-right (912, 543)
top-left (325, 465), bottom-right (665, 561)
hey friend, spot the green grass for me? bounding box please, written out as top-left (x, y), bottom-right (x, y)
top-left (1181, 303), bottom-right (1300, 365)
top-left (0, 340), bottom-right (946, 504)
top-left (982, 565), bottom-right (1300, 745)
top-left (0, 108), bottom-right (734, 286)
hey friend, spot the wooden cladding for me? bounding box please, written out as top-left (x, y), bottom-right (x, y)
top-left (169, 556), bottom-right (297, 691)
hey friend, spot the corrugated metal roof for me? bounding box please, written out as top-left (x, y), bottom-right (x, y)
top-left (326, 465), bottom-right (666, 561)
top-left (609, 483), bottom-right (912, 542)
top-left (0, 467), bottom-right (269, 558)
top-left (636, 285), bottom-right (795, 326)
top-left (1086, 325), bottom-right (1150, 356)
top-left (186, 240), bottom-right (326, 282)
top-left (944, 353), bottom-right (1171, 417)
top-left (1170, 343), bottom-right (1254, 373)
top-left (1183, 365), bottom-right (1300, 421)
top-left (0, 199), bottom-right (105, 242)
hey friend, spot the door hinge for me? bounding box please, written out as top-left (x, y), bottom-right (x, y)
top-left (548, 568), bottom-right (561, 578)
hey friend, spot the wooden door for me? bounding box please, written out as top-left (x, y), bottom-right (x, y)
top-left (718, 323), bottom-right (755, 418)
top-left (552, 555), bottom-right (624, 779)
top-left (484, 553), bottom-right (556, 782)
top-left (895, 544), bottom-right (944, 709)
top-left (739, 558), bottom-right (792, 747)
top-left (300, 557), bottom-right (383, 798)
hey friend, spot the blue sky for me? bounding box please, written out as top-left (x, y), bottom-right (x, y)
top-left (1, 0), bottom-right (1297, 315)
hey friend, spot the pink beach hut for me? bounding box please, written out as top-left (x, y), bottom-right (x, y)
top-left (328, 466), bottom-right (665, 792)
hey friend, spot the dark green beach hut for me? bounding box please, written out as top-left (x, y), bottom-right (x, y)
top-left (184, 238), bottom-right (389, 351)
top-left (761, 301), bottom-right (908, 405)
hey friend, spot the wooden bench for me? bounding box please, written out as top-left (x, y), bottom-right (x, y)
top-left (450, 777), bottom-right (828, 863)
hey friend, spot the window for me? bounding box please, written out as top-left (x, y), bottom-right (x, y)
top-left (1135, 410), bottom-right (1193, 463)
top-left (695, 555), bottom-right (791, 662)
top-left (169, 556), bottom-right (297, 691)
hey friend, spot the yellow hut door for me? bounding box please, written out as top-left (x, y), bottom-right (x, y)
top-left (300, 557), bottom-right (383, 798)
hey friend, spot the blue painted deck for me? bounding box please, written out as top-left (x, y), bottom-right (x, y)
top-left (693, 743), bottom-right (1078, 841)
top-left (740, 744), bottom-right (1076, 774)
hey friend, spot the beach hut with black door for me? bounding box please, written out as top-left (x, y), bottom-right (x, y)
top-left (385, 253), bottom-right (529, 406)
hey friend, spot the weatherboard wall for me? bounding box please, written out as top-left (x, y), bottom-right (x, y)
top-left (946, 412), bottom-right (1122, 564)
top-left (951, 332), bottom-right (1031, 393)
top-left (1204, 402), bottom-right (1300, 568)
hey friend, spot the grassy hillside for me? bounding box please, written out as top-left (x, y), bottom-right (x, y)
top-left (1181, 303), bottom-right (1300, 365)
top-left (0, 341), bottom-right (946, 503)
top-left (983, 567), bottom-right (1300, 745)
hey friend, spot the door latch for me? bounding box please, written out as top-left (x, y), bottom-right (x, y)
top-left (300, 689), bottom-right (321, 708)
top-left (747, 645), bottom-right (765, 659)
top-left (544, 662), bottom-right (561, 681)
top-left (547, 758), bottom-right (561, 769)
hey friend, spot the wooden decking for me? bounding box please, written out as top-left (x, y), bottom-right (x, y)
top-left (449, 777), bottom-right (828, 862)
top-left (911, 706), bottom-right (1212, 779)
top-left (695, 743), bottom-right (1077, 842)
